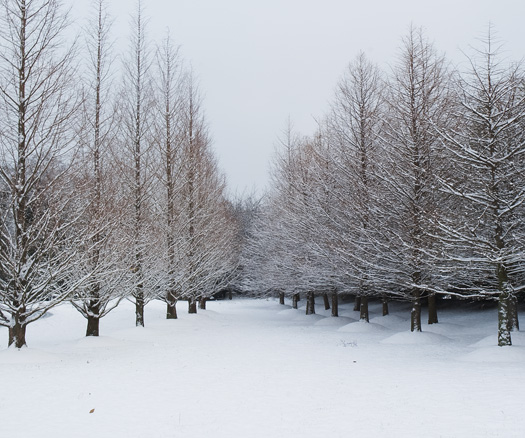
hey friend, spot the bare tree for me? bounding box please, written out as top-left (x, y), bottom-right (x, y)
top-left (0, 0), bottom-right (87, 347)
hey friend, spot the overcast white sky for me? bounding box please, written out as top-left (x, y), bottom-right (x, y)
top-left (70, 0), bottom-right (525, 195)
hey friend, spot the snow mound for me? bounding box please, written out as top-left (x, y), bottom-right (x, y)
top-left (337, 321), bottom-right (389, 333)
top-left (460, 346), bottom-right (525, 363)
top-left (369, 314), bottom-right (407, 326)
top-left (0, 347), bottom-right (61, 364)
top-left (293, 313), bottom-right (326, 323)
top-left (423, 322), bottom-right (468, 336)
top-left (277, 308), bottom-right (300, 317)
top-left (470, 331), bottom-right (525, 348)
top-left (381, 331), bottom-right (452, 345)
top-left (314, 316), bottom-right (357, 327)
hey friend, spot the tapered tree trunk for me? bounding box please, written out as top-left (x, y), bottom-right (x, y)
top-left (199, 297), bottom-right (207, 310)
top-left (382, 294), bottom-right (389, 316)
top-left (8, 321), bottom-right (27, 348)
top-left (292, 293), bottom-right (300, 309)
top-left (166, 296), bottom-right (178, 319)
top-left (323, 293), bottom-right (330, 310)
top-left (354, 296), bottom-right (361, 312)
top-left (135, 292), bottom-right (145, 327)
top-left (188, 298), bottom-right (197, 314)
top-left (331, 292), bottom-right (339, 317)
top-left (411, 291), bottom-right (422, 332)
top-left (86, 316), bottom-right (100, 337)
top-left (428, 293), bottom-right (438, 324)
top-left (279, 292), bottom-right (285, 305)
top-left (360, 296), bottom-right (369, 322)
top-left (507, 293), bottom-right (519, 332)
top-left (306, 292), bottom-right (315, 315)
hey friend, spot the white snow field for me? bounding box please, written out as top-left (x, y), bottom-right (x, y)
top-left (1, 298), bottom-right (524, 438)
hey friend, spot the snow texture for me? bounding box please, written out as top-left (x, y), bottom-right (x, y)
top-left (0, 298), bottom-right (523, 437)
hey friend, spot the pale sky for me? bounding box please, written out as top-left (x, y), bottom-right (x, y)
top-left (69, 0), bottom-right (525, 196)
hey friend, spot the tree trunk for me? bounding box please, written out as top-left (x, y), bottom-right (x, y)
top-left (306, 292), bottom-right (315, 315)
top-left (279, 292), bottom-right (285, 305)
top-left (382, 294), bottom-right (389, 316)
top-left (410, 291), bottom-right (422, 332)
top-left (292, 293), bottom-right (300, 309)
top-left (331, 292), bottom-right (339, 317)
top-left (135, 292), bottom-right (145, 327)
top-left (498, 291), bottom-right (512, 346)
top-left (86, 315), bottom-right (100, 337)
top-left (360, 296), bottom-right (369, 322)
top-left (354, 296), bottom-right (361, 312)
top-left (228, 290), bottom-right (233, 300)
top-left (323, 293), bottom-right (330, 310)
top-left (8, 322), bottom-right (27, 348)
top-left (188, 298), bottom-right (197, 314)
top-left (166, 299), bottom-right (178, 320)
top-left (507, 293), bottom-right (519, 332)
top-left (199, 297), bottom-right (207, 310)
top-left (427, 293), bottom-right (438, 324)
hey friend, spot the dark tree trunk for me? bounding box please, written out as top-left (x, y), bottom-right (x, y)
top-left (86, 316), bottom-right (100, 337)
top-left (507, 293), bottom-right (519, 332)
top-left (228, 290), bottom-right (233, 300)
top-left (354, 296), bottom-right (361, 312)
top-left (292, 293), bottom-right (300, 309)
top-left (199, 297), bottom-right (207, 310)
top-left (166, 300), bottom-right (178, 319)
top-left (323, 293), bottom-right (330, 310)
top-left (188, 298), bottom-right (197, 314)
top-left (8, 322), bottom-right (27, 348)
top-left (428, 293), bottom-right (438, 324)
top-left (306, 292), bottom-right (315, 315)
top-left (360, 296), bottom-right (369, 322)
top-left (411, 291), bottom-right (422, 332)
top-left (331, 292), bottom-right (339, 317)
top-left (382, 294), bottom-right (389, 316)
top-left (135, 292), bottom-right (145, 327)
top-left (279, 292), bottom-right (285, 305)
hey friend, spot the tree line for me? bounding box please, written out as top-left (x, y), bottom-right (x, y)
top-left (0, 0), bottom-right (241, 348)
top-left (242, 25), bottom-right (525, 347)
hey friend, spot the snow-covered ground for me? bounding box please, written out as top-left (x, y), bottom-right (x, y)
top-left (1, 298), bottom-right (524, 437)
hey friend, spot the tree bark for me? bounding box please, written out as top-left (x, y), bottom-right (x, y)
top-left (292, 293), bottom-right (300, 309)
top-left (354, 296), bottom-right (361, 312)
top-left (360, 296), bottom-right (369, 322)
top-left (410, 291), bottom-right (422, 332)
top-left (382, 294), bottom-right (389, 316)
top-left (86, 316), bottom-right (100, 337)
top-left (323, 293), bottom-right (330, 310)
top-left (135, 292), bottom-right (145, 327)
top-left (507, 293), bottom-right (519, 332)
top-left (228, 290), bottom-right (233, 300)
top-left (279, 292), bottom-right (285, 305)
top-left (8, 322), bottom-right (27, 348)
top-left (498, 291), bottom-right (512, 346)
top-left (306, 292), bottom-right (315, 315)
top-left (166, 298), bottom-right (178, 319)
top-left (188, 298), bottom-right (197, 314)
top-left (331, 292), bottom-right (339, 317)
top-left (427, 293), bottom-right (438, 324)
top-left (199, 297), bottom-right (207, 310)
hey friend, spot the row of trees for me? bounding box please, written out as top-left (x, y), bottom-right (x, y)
top-left (243, 26), bottom-right (525, 346)
top-left (0, 0), bottom-right (240, 347)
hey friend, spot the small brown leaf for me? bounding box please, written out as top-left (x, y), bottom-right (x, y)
top-left (89, 409), bottom-right (95, 414)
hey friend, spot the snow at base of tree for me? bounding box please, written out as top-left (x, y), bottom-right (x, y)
top-left (0, 298), bottom-right (523, 437)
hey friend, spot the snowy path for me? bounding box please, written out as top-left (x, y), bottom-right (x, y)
top-left (0, 298), bottom-right (524, 437)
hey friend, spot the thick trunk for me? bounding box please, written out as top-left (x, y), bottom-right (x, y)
top-left (279, 292), bottom-right (285, 305)
top-left (427, 293), bottom-right (438, 324)
top-left (188, 298), bottom-right (197, 314)
top-left (360, 296), bottom-right (369, 322)
top-left (411, 291), bottom-right (422, 332)
top-left (292, 293), bottom-right (300, 309)
top-left (354, 296), bottom-right (361, 312)
top-left (323, 293), bottom-right (330, 310)
top-left (166, 300), bottom-right (178, 319)
top-left (8, 322), bottom-right (27, 348)
top-left (306, 292), bottom-right (315, 315)
top-left (135, 292), bottom-right (145, 327)
top-left (382, 294), bottom-right (389, 316)
top-left (507, 293), bottom-right (519, 332)
top-left (331, 292), bottom-right (339, 317)
top-left (498, 291), bottom-right (512, 346)
top-left (199, 297), bottom-right (207, 310)
top-left (86, 315), bottom-right (100, 337)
